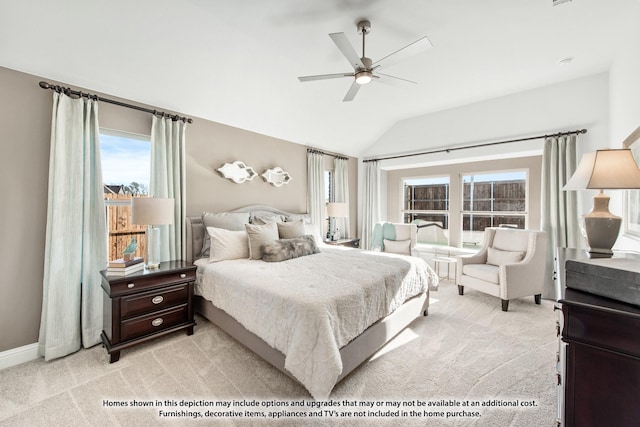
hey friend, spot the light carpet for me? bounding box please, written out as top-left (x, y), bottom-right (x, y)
top-left (0, 281), bottom-right (558, 426)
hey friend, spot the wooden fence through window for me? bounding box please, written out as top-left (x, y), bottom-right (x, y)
top-left (104, 193), bottom-right (147, 261)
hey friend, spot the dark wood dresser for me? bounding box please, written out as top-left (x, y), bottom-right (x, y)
top-left (556, 249), bottom-right (640, 427)
top-left (100, 261), bottom-right (197, 362)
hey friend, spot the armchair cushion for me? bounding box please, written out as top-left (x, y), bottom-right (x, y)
top-left (463, 264), bottom-right (499, 284)
top-left (486, 247), bottom-right (525, 266)
top-left (383, 238), bottom-right (412, 255)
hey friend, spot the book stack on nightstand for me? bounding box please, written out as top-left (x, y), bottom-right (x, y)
top-left (107, 257), bottom-right (144, 276)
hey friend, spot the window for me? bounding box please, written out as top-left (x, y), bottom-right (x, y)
top-left (461, 171), bottom-right (527, 248)
top-left (100, 130), bottom-right (151, 261)
top-left (403, 177), bottom-right (450, 245)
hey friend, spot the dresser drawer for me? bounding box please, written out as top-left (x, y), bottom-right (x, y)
top-left (108, 270), bottom-right (196, 296)
top-left (564, 304), bottom-right (640, 357)
top-left (120, 305), bottom-right (188, 342)
top-left (120, 284), bottom-right (188, 319)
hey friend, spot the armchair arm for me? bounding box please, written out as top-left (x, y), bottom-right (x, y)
top-left (456, 249), bottom-right (488, 284)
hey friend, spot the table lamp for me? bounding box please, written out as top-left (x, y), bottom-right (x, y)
top-left (131, 197), bottom-right (174, 269)
top-left (327, 202), bottom-right (347, 241)
top-left (563, 149), bottom-right (640, 254)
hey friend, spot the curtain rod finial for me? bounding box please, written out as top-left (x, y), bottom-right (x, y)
top-left (39, 81), bottom-right (50, 89)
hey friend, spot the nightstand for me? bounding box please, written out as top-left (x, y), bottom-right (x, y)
top-left (324, 238), bottom-right (360, 248)
top-left (100, 261), bottom-right (197, 363)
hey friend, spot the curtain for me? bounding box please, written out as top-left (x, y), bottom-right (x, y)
top-left (362, 160), bottom-right (380, 250)
top-left (307, 151), bottom-right (325, 239)
top-left (38, 92), bottom-right (107, 360)
top-left (150, 116), bottom-right (187, 262)
top-left (333, 157), bottom-right (350, 239)
top-left (541, 134), bottom-right (580, 299)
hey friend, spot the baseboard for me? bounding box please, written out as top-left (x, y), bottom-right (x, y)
top-left (0, 343), bottom-right (39, 370)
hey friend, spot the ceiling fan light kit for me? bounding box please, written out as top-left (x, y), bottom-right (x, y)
top-left (297, 19), bottom-right (432, 101)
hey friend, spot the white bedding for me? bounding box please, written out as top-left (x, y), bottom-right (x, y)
top-left (194, 246), bottom-right (438, 399)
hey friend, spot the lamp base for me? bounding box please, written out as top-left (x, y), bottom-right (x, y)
top-left (583, 192), bottom-right (621, 255)
top-left (145, 225), bottom-right (161, 269)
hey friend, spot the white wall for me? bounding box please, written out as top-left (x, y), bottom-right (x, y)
top-left (360, 73), bottom-right (610, 236)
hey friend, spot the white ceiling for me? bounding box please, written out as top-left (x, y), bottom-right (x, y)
top-left (1, 0), bottom-right (638, 157)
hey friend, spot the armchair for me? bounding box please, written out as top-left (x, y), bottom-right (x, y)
top-left (371, 222), bottom-right (418, 256)
top-left (456, 227), bottom-right (547, 311)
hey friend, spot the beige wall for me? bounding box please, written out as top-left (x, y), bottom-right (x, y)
top-left (0, 66), bottom-right (358, 352)
top-left (385, 156), bottom-right (542, 248)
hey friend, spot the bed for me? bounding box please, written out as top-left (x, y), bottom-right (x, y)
top-left (186, 205), bottom-right (438, 399)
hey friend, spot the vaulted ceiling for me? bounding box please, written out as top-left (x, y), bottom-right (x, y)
top-left (1, 0), bottom-right (638, 157)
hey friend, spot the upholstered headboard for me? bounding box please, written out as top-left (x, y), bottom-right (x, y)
top-left (185, 205), bottom-right (311, 263)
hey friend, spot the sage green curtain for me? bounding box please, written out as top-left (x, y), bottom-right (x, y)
top-left (541, 134), bottom-right (580, 299)
top-left (333, 157), bottom-right (350, 239)
top-left (307, 151), bottom-right (325, 240)
top-left (150, 116), bottom-right (187, 262)
top-left (362, 160), bottom-right (380, 250)
top-left (38, 92), bottom-right (107, 360)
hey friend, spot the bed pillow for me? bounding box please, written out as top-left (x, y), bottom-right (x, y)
top-left (206, 227), bottom-right (249, 262)
top-left (201, 211), bottom-right (250, 258)
top-left (277, 219), bottom-right (305, 239)
top-left (486, 247), bottom-right (525, 266)
top-left (245, 222), bottom-right (279, 260)
top-left (383, 238), bottom-right (412, 255)
top-left (262, 235), bottom-right (320, 262)
top-left (252, 214), bottom-right (286, 225)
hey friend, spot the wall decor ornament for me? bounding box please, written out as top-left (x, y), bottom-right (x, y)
top-left (217, 161), bottom-right (257, 184)
top-left (262, 167), bottom-right (292, 187)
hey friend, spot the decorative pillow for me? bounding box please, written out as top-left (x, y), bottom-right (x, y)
top-left (252, 214), bottom-right (286, 225)
top-left (245, 222), bottom-right (279, 260)
top-left (486, 247), bottom-right (525, 266)
top-left (201, 212), bottom-right (250, 258)
top-left (277, 219), bottom-right (305, 239)
top-left (206, 227), bottom-right (249, 262)
top-left (304, 223), bottom-right (324, 245)
top-left (383, 238), bottom-right (412, 255)
top-left (262, 235), bottom-right (320, 262)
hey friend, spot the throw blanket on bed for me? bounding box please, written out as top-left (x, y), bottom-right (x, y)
top-left (195, 247), bottom-right (438, 399)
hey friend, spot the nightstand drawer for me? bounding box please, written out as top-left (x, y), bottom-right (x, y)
top-left (564, 304), bottom-right (640, 358)
top-left (109, 270), bottom-right (196, 296)
top-left (120, 284), bottom-right (189, 319)
top-left (120, 304), bottom-right (188, 342)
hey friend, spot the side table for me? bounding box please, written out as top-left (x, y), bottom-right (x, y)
top-left (100, 260), bottom-right (197, 363)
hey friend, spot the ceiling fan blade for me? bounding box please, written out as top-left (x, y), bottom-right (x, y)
top-left (372, 36), bottom-right (433, 69)
top-left (298, 73), bottom-right (354, 82)
top-left (329, 32), bottom-right (365, 70)
top-left (376, 72), bottom-right (418, 89)
top-left (342, 80), bottom-right (361, 102)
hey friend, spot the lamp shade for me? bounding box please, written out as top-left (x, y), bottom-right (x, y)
top-left (131, 197), bottom-right (175, 225)
top-left (327, 202), bottom-right (347, 218)
top-left (563, 149), bottom-right (640, 190)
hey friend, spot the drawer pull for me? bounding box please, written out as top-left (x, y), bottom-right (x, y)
top-left (152, 295), bottom-right (164, 304)
top-left (151, 318), bottom-right (164, 327)
top-left (179, 273), bottom-right (186, 279)
top-left (127, 283), bottom-right (135, 289)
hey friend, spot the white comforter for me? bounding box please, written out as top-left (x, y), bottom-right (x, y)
top-left (195, 246), bottom-right (438, 399)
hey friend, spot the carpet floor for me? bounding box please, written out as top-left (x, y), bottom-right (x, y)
top-left (0, 280), bottom-right (559, 426)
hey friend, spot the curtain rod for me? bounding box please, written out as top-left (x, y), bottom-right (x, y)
top-left (362, 128), bottom-right (587, 163)
top-left (307, 147), bottom-right (348, 161)
top-left (38, 81), bottom-right (193, 124)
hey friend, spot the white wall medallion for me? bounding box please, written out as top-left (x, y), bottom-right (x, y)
top-left (262, 167), bottom-right (292, 187)
top-left (216, 161), bottom-right (257, 184)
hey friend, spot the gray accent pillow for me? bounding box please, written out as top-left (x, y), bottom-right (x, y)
top-left (277, 219), bottom-right (305, 239)
top-left (252, 214), bottom-right (286, 225)
top-left (201, 212), bottom-right (250, 258)
top-left (245, 222), bottom-right (279, 260)
top-left (262, 235), bottom-right (320, 263)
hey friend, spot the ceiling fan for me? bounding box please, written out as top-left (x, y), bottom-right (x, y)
top-left (297, 20), bottom-right (433, 102)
